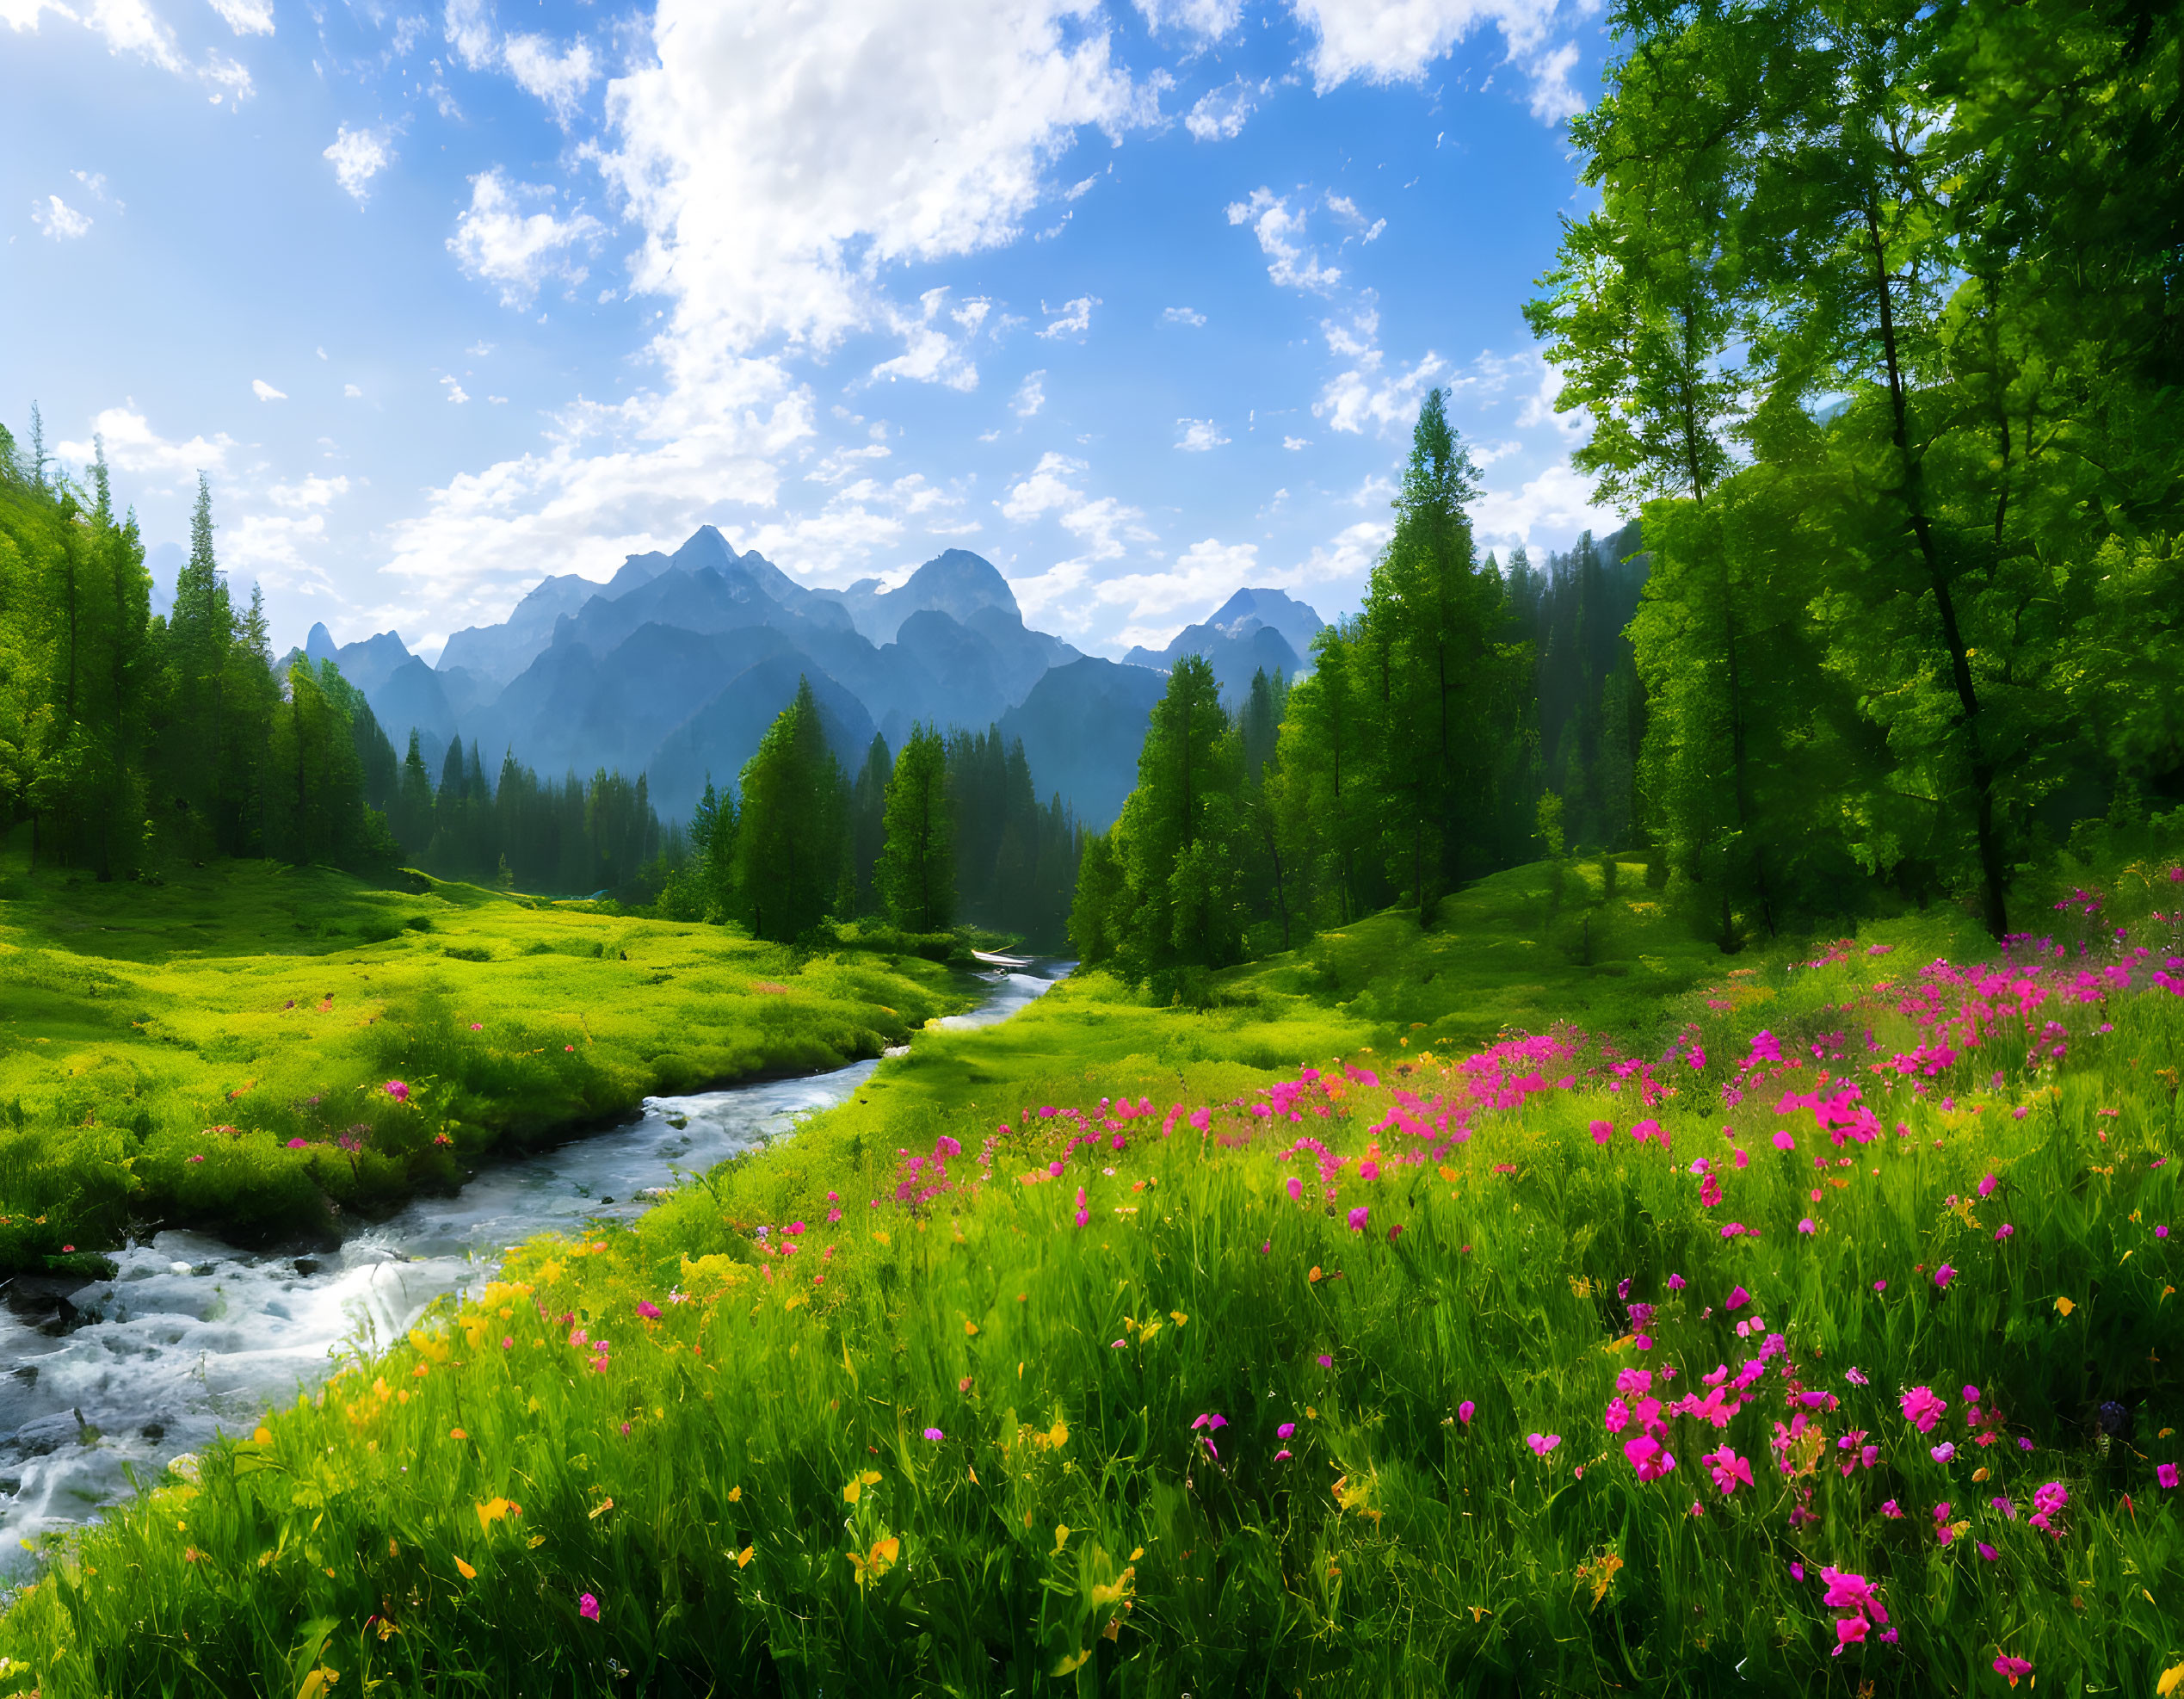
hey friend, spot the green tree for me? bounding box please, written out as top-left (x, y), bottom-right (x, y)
top-left (875, 723), bottom-right (953, 932)
top-left (733, 678), bottom-right (848, 942)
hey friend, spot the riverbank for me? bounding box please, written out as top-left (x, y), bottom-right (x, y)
top-left (0, 858), bottom-right (965, 1272)
top-left (6, 863), bottom-right (2179, 1694)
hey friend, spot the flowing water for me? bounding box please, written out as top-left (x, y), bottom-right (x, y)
top-left (0, 963), bottom-right (1064, 1574)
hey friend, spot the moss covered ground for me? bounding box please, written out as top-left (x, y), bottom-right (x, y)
top-left (3, 855), bottom-right (2181, 1695)
top-left (0, 854), bottom-right (961, 1270)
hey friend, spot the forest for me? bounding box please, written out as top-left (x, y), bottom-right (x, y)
top-left (1072, 0), bottom-right (2182, 987)
top-left (0, 448), bottom-right (1084, 947)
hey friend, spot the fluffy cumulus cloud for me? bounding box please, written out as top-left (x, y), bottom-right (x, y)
top-left (1226, 188), bottom-right (1340, 294)
top-left (206, 0), bottom-right (274, 36)
top-left (324, 126), bottom-right (393, 202)
top-left (1010, 370), bottom-right (1047, 417)
top-left (1175, 417), bottom-right (1228, 451)
top-left (446, 169), bottom-right (606, 309)
top-left (1185, 77), bottom-right (1260, 141)
top-left (1472, 459), bottom-right (1619, 557)
top-left (31, 193), bottom-right (92, 239)
top-left (251, 378), bottom-right (287, 401)
top-left (503, 32), bottom-right (595, 127)
top-left (1104, 536), bottom-right (1262, 647)
top-left (1288, 0), bottom-right (1593, 122)
top-left (2, 0), bottom-right (256, 99)
top-left (1314, 307), bottom-right (1445, 436)
top-left (1036, 295), bottom-right (1098, 340)
top-left (1162, 305), bottom-right (1206, 327)
top-left (1134, 0), bottom-right (1242, 36)
top-left (55, 405), bottom-right (235, 477)
top-left (375, 0), bottom-right (1153, 635)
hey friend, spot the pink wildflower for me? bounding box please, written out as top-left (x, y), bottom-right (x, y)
top-left (385, 1079), bottom-right (410, 1103)
top-left (1347, 1205), bottom-right (1369, 1232)
top-left (1900, 1386), bottom-right (1947, 1433)
top-left (2158, 1462), bottom-right (2179, 1489)
top-left (1526, 1433), bottom-right (1561, 1456)
top-left (1703, 1446), bottom-right (1752, 1495)
top-left (579, 1592), bottom-right (601, 1622)
top-left (1993, 1655), bottom-right (2032, 1686)
top-left (1934, 1263), bottom-right (1957, 1288)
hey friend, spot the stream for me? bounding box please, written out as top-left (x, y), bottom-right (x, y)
top-left (0, 961), bottom-right (1064, 1575)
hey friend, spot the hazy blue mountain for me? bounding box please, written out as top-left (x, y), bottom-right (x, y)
top-left (326, 528), bottom-right (1289, 830)
top-left (997, 657), bottom-right (1168, 831)
top-left (1123, 618), bottom-right (1304, 702)
top-left (646, 654), bottom-right (876, 821)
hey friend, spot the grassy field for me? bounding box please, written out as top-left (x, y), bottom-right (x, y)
top-left (3, 854), bottom-right (2181, 1695)
top-left (0, 854), bottom-right (963, 1272)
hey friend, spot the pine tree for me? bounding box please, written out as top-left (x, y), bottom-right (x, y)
top-left (876, 723), bottom-right (953, 932)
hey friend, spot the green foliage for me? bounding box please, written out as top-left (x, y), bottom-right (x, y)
top-left (8, 877), bottom-right (2179, 1694)
top-left (876, 722), bottom-right (954, 933)
top-left (0, 856), bottom-right (959, 1271)
top-left (733, 678), bottom-right (848, 943)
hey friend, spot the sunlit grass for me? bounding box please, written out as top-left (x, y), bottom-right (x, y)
top-left (0, 856), bottom-right (961, 1269)
top-left (4, 880), bottom-right (2179, 1695)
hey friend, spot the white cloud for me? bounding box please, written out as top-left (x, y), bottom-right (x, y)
top-left (31, 194), bottom-right (92, 239)
top-left (3, 0), bottom-right (257, 97)
top-left (1134, 0), bottom-right (1240, 35)
top-left (1325, 192), bottom-right (1385, 242)
top-left (447, 168), bottom-right (605, 309)
top-left (252, 378), bottom-right (287, 401)
top-left (1295, 516), bottom-right (1390, 587)
top-left (868, 286), bottom-right (982, 392)
top-left (1226, 188), bottom-right (1339, 294)
top-left (1103, 536), bottom-right (1261, 648)
top-left (57, 405), bottom-right (235, 474)
top-left (441, 376), bottom-right (470, 404)
top-left (503, 32), bottom-right (595, 127)
top-left (373, 0), bottom-right (1156, 633)
top-left (1283, 434), bottom-right (1310, 450)
top-left (1000, 450), bottom-right (1086, 522)
top-left (1286, 0), bottom-right (1592, 125)
top-left (1175, 417), bottom-right (1228, 452)
top-left (71, 169), bottom-right (121, 208)
top-left (1473, 459), bottom-right (1623, 556)
top-left (266, 473), bottom-right (350, 509)
top-left (443, 0), bottom-right (493, 69)
top-left (207, 0), bottom-right (274, 36)
top-left (1162, 305), bottom-right (1206, 327)
top-left (324, 126), bottom-right (392, 202)
top-left (1036, 294), bottom-right (1098, 340)
top-left (1185, 77), bottom-right (1258, 141)
top-left (1314, 309), bottom-right (1446, 436)
top-left (343, 383), bottom-right (362, 398)
top-left (1011, 369), bottom-right (1046, 417)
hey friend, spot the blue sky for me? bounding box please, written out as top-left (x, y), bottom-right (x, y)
top-left (3, 0), bottom-right (1620, 660)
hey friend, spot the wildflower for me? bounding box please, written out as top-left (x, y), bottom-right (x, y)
top-left (1932, 1443), bottom-right (1956, 1463)
top-left (1934, 1263), bottom-right (1957, 1289)
top-left (579, 1592), bottom-right (601, 1622)
top-left (1834, 1616), bottom-right (1868, 1653)
top-left (1286, 1177), bottom-right (1303, 1202)
top-left (1624, 1436), bottom-right (1675, 1480)
top-left (1725, 1285), bottom-right (1750, 1312)
top-left (1347, 1205), bottom-right (1370, 1232)
top-left (1699, 1173), bottom-right (1724, 1208)
top-left (1073, 1188), bottom-right (1089, 1228)
top-left (2158, 1463), bottom-right (2179, 1489)
top-left (636, 1301), bottom-right (662, 1320)
top-left (1590, 1119), bottom-right (1613, 1145)
top-left (1458, 1400), bottom-right (1475, 1424)
top-left (287, 1138), bottom-right (307, 1149)
top-left (1821, 1566), bottom-right (1885, 1624)
top-left (1527, 1433), bottom-right (1561, 1456)
top-left (1798, 1218), bottom-right (1816, 1234)
top-left (1278, 1422), bottom-right (1296, 1439)
top-left (924, 1427), bottom-right (944, 1441)
top-left (1977, 1173), bottom-right (1997, 1199)
top-left (1274, 1449), bottom-right (1293, 1461)
top-left (1978, 1541), bottom-right (1998, 1561)
top-left (385, 1079), bottom-right (410, 1103)
top-left (1668, 1273), bottom-right (1686, 1290)
top-left (1900, 1387), bottom-right (1947, 1434)
top-left (1317, 1353), bottom-right (1332, 1368)
top-left (1993, 1654), bottom-right (2032, 1687)
top-left (1881, 1498), bottom-right (1903, 1517)
top-left (1995, 1223), bottom-right (2014, 1241)
top-left (1703, 1446), bottom-right (1752, 1495)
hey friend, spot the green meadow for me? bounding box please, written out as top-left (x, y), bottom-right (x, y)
top-left (3, 850), bottom-right (2181, 1695)
top-left (0, 853), bottom-right (962, 1271)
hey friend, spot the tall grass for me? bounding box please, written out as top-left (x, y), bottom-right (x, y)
top-left (5, 899), bottom-right (2179, 1695)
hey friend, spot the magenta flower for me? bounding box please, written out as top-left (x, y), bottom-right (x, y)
top-left (1277, 1422), bottom-right (1296, 1439)
top-left (1798, 1218), bottom-right (1816, 1234)
top-left (1772, 1131), bottom-right (1795, 1152)
top-left (287, 1138), bottom-right (308, 1149)
top-left (1699, 1172), bottom-right (1723, 1208)
top-left (1589, 1118), bottom-right (1613, 1145)
top-left (1073, 1186), bottom-right (1089, 1228)
top-left (1316, 1353), bottom-right (1332, 1368)
top-left (1834, 1616), bottom-right (1868, 1653)
top-left (1285, 1176), bottom-right (1303, 1202)
top-left (1881, 1498), bottom-right (1903, 1518)
top-left (1820, 1566), bottom-right (1885, 1624)
top-left (636, 1300), bottom-right (662, 1320)
top-left (1668, 1273), bottom-right (1686, 1290)
top-left (923, 1426), bottom-right (945, 1441)
top-left (385, 1079), bottom-right (410, 1103)
top-left (1702, 1445), bottom-right (1752, 1496)
top-left (1624, 1436), bottom-right (1675, 1481)
top-left (1190, 1413), bottom-right (1229, 1431)
top-left (1725, 1285), bottom-right (1750, 1312)
top-left (1931, 1442), bottom-right (1956, 1463)
top-left (1526, 1433), bottom-right (1561, 1456)
top-left (1347, 1205), bottom-right (1369, 1232)
top-left (1934, 1263), bottom-right (1957, 1288)
top-left (1900, 1387), bottom-right (1947, 1433)
top-left (1274, 1449), bottom-right (1292, 1461)
top-left (1993, 1655), bottom-right (2031, 1685)
top-left (1458, 1399), bottom-right (1475, 1424)
top-left (1977, 1541), bottom-right (1998, 1561)
top-left (1977, 1172), bottom-right (1997, 1199)
top-left (579, 1592), bottom-right (601, 1622)
top-left (2158, 1462), bottom-right (2179, 1489)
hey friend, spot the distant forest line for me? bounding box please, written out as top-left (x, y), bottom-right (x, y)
top-left (0, 443), bottom-right (1083, 946)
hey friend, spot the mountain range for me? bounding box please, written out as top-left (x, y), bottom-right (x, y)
top-left (303, 528), bottom-right (1319, 830)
